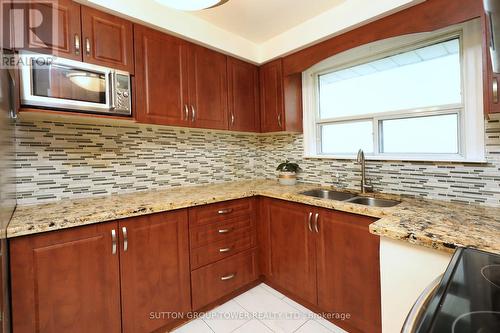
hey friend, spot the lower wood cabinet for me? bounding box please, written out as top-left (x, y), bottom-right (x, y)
top-left (119, 210), bottom-right (191, 333)
top-left (10, 210), bottom-right (191, 333)
top-left (10, 196), bottom-right (381, 333)
top-left (260, 198), bottom-right (382, 333)
top-left (10, 221), bottom-right (122, 333)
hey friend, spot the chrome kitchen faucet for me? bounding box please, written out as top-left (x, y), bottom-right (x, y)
top-left (356, 149), bottom-right (374, 194)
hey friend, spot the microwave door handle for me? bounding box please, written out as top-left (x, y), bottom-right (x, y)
top-left (108, 71), bottom-right (116, 110)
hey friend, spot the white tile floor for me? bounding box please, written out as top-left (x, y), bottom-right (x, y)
top-left (172, 284), bottom-right (348, 333)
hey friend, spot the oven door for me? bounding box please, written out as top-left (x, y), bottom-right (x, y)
top-left (19, 53), bottom-right (113, 113)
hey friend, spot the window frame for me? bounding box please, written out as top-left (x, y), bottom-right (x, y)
top-left (302, 19), bottom-right (485, 162)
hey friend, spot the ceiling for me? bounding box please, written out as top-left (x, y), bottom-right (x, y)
top-left (194, 0), bottom-right (346, 43)
top-left (84, 0), bottom-right (423, 63)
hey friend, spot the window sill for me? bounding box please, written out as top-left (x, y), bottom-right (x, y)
top-left (303, 154), bottom-right (488, 164)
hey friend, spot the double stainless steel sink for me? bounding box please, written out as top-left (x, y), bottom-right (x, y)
top-left (300, 189), bottom-right (400, 207)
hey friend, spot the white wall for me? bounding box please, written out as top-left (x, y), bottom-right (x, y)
top-left (379, 238), bottom-right (452, 333)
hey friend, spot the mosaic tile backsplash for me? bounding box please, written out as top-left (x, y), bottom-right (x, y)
top-left (14, 114), bottom-right (500, 206)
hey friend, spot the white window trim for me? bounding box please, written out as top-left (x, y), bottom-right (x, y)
top-left (302, 19), bottom-right (485, 163)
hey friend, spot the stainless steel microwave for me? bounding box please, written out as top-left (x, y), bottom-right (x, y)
top-left (18, 52), bottom-right (132, 116)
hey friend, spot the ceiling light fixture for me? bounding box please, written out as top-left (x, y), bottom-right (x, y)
top-left (154, 0), bottom-right (230, 11)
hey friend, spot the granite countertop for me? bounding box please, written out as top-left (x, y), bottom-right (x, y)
top-left (8, 179), bottom-right (500, 254)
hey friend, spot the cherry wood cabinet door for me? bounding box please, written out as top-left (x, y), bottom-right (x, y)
top-left (316, 209), bottom-right (381, 333)
top-left (260, 59), bottom-right (284, 132)
top-left (17, 0), bottom-right (82, 60)
top-left (81, 6), bottom-right (134, 73)
top-left (10, 222), bottom-right (122, 333)
top-left (187, 44), bottom-right (228, 130)
top-left (134, 25), bottom-right (189, 126)
top-left (264, 199), bottom-right (317, 305)
top-left (119, 210), bottom-right (191, 333)
top-left (227, 57), bottom-right (260, 132)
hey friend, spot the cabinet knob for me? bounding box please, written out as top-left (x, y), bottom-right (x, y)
top-left (219, 247), bottom-right (232, 253)
top-left (217, 208), bottom-right (233, 215)
top-left (277, 114), bottom-right (282, 128)
top-left (307, 212), bottom-right (313, 232)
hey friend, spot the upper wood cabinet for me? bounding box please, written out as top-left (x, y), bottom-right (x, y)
top-left (119, 210), bottom-right (191, 333)
top-left (260, 59), bottom-right (302, 133)
top-left (10, 221), bottom-right (122, 333)
top-left (15, 1), bottom-right (134, 72)
top-left (187, 44), bottom-right (228, 130)
top-left (134, 25), bottom-right (189, 126)
top-left (135, 25), bottom-right (230, 130)
top-left (227, 57), bottom-right (260, 132)
top-left (17, 0), bottom-right (82, 60)
top-left (81, 6), bottom-right (134, 73)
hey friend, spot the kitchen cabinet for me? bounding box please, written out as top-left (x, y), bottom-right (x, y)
top-left (10, 221), bottom-right (122, 333)
top-left (81, 6), bottom-right (134, 73)
top-left (227, 57), bottom-right (260, 132)
top-left (10, 210), bottom-right (191, 333)
top-left (119, 210), bottom-right (191, 333)
top-left (135, 25), bottom-right (229, 130)
top-left (263, 199), bottom-right (317, 305)
top-left (483, 14), bottom-right (500, 115)
top-left (260, 198), bottom-right (381, 333)
top-left (316, 208), bottom-right (381, 333)
top-left (187, 44), bottom-right (228, 130)
top-left (15, 1), bottom-right (133, 71)
top-left (134, 25), bottom-right (189, 126)
top-left (189, 198), bottom-right (259, 309)
top-left (260, 59), bottom-right (302, 132)
top-left (16, 0), bottom-right (82, 60)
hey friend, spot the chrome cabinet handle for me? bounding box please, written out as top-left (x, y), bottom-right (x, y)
top-left (219, 247), bottom-right (231, 253)
top-left (218, 228), bottom-right (232, 234)
top-left (74, 34), bottom-right (80, 55)
top-left (277, 113), bottom-right (282, 128)
top-left (314, 213), bottom-right (320, 233)
top-left (231, 113), bottom-right (235, 126)
top-left (307, 212), bottom-right (313, 232)
top-left (221, 273), bottom-right (236, 281)
top-left (122, 227), bottom-right (128, 252)
top-left (218, 208), bottom-right (233, 215)
top-left (493, 77), bottom-right (499, 104)
top-left (85, 37), bottom-right (91, 56)
top-left (184, 105), bottom-right (189, 120)
top-left (111, 229), bottom-right (117, 255)
top-left (191, 105), bottom-right (196, 122)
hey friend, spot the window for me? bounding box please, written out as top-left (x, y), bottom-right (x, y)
top-left (303, 20), bottom-right (485, 162)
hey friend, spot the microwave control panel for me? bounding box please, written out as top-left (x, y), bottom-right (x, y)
top-left (114, 73), bottom-right (132, 114)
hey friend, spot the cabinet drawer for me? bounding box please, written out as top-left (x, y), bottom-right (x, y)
top-left (191, 249), bottom-right (259, 310)
top-left (190, 232), bottom-right (256, 269)
top-left (190, 215), bottom-right (254, 248)
top-left (189, 198), bottom-right (255, 227)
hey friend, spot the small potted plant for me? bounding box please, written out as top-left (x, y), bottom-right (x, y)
top-left (276, 160), bottom-right (302, 185)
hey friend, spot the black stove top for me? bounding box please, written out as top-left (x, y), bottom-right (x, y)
top-left (418, 248), bottom-right (500, 333)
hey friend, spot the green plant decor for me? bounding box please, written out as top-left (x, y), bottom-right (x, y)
top-left (276, 160), bottom-right (302, 173)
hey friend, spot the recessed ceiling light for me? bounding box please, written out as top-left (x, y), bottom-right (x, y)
top-left (154, 0), bottom-right (230, 11)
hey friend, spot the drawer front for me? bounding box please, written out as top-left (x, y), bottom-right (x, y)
top-left (190, 232), bottom-right (256, 269)
top-left (190, 215), bottom-right (254, 248)
top-left (189, 198), bottom-right (255, 227)
top-left (191, 249), bottom-right (259, 310)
